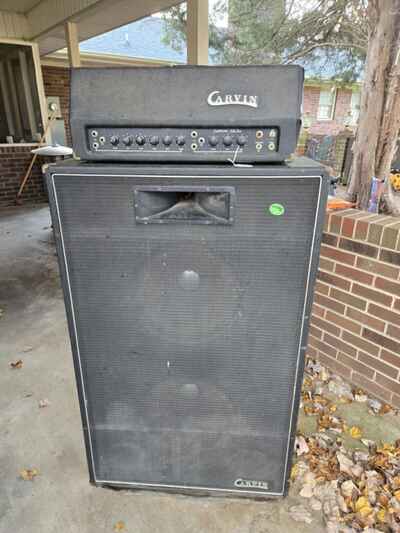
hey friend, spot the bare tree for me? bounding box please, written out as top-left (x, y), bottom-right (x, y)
top-left (347, 0), bottom-right (400, 212)
top-left (162, 1), bottom-right (368, 80)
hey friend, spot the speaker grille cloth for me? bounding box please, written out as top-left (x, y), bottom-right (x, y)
top-left (53, 174), bottom-right (320, 494)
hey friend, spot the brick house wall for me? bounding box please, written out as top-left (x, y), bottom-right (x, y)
top-left (42, 66), bottom-right (71, 146)
top-left (0, 146), bottom-right (48, 206)
top-left (303, 85), bottom-right (354, 136)
top-left (0, 65), bottom-right (71, 207)
top-left (308, 209), bottom-right (400, 408)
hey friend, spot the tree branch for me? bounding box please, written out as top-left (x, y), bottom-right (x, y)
top-left (285, 41), bottom-right (367, 63)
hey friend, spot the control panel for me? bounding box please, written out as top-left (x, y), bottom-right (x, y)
top-left (87, 127), bottom-right (279, 156)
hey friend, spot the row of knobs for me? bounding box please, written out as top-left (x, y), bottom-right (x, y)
top-left (110, 135), bottom-right (184, 147)
top-left (108, 134), bottom-right (247, 147)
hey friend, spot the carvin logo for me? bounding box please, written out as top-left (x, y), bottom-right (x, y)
top-left (235, 478), bottom-right (269, 490)
top-left (207, 90), bottom-right (259, 108)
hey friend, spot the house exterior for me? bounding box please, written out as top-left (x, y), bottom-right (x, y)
top-left (303, 81), bottom-right (360, 136)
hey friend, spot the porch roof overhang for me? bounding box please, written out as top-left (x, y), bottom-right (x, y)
top-left (0, 0), bottom-right (183, 57)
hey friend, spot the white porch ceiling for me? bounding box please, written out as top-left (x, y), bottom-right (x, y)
top-left (0, 0), bottom-right (183, 56)
top-left (0, 0), bottom-right (41, 14)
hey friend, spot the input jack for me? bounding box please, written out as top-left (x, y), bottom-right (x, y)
top-left (191, 131), bottom-right (198, 138)
top-left (198, 137), bottom-right (205, 144)
top-left (256, 130), bottom-right (264, 139)
top-left (91, 130), bottom-right (98, 137)
top-left (256, 142), bottom-right (263, 151)
top-left (191, 143), bottom-right (198, 151)
top-left (92, 142), bottom-right (99, 149)
top-left (99, 136), bottom-right (105, 144)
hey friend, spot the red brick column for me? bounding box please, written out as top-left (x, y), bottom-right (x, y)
top-left (308, 209), bottom-right (400, 407)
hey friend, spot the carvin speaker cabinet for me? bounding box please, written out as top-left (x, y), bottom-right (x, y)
top-left (47, 157), bottom-right (328, 498)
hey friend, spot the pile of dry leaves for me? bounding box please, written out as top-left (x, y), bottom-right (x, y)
top-left (290, 360), bottom-right (400, 532)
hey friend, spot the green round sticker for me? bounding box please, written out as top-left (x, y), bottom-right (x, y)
top-left (269, 203), bottom-right (285, 216)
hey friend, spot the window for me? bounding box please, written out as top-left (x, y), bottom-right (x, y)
top-left (317, 87), bottom-right (337, 120)
top-left (0, 41), bottom-right (46, 144)
top-left (350, 90), bottom-right (361, 125)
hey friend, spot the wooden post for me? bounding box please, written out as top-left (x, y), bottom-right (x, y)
top-left (65, 21), bottom-right (81, 67)
top-left (31, 42), bottom-right (50, 144)
top-left (187, 0), bottom-right (209, 65)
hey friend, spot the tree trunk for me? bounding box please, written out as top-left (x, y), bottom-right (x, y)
top-left (347, 0), bottom-right (400, 212)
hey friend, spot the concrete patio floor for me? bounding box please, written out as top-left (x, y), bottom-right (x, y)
top-left (0, 205), bottom-right (399, 533)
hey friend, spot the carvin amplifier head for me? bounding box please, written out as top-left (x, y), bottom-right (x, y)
top-left (70, 65), bottom-right (304, 163)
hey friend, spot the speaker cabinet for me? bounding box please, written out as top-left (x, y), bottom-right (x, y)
top-left (47, 159), bottom-right (328, 498)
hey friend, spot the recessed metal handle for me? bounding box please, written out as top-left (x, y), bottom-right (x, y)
top-left (134, 186), bottom-right (235, 225)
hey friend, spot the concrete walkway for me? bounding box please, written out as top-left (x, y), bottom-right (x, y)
top-left (0, 205), bottom-right (398, 533)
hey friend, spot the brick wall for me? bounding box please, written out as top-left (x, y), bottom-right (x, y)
top-left (42, 65), bottom-right (71, 146)
top-left (0, 146), bottom-right (48, 206)
top-left (303, 86), bottom-right (354, 136)
top-left (308, 209), bottom-right (400, 408)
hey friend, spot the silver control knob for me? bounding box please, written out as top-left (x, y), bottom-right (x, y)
top-left (122, 135), bottom-right (133, 146)
top-left (223, 135), bottom-right (233, 146)
top-left (136, 135), bottom-right (145, 146)
top-left (237, 135), bottom-right (246, 146)
top-left (150, 135), bottom-right (159, 145)
top-left (208, 135), bottom-right (218, 146)
top-left (110, 135), bottom-right (119, 146)
top-left (176, 135), bottom-right (186, 146)
top-left (163, 135), bottom-right (173, 146)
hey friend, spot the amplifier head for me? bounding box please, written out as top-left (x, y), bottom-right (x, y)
top-left (70, 65), bottom-right (304, 163)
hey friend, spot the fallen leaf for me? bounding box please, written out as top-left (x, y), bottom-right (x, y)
top-left (380, 403), bottom-right (393, 415)
top-left (114, 521), bottom-right (126, 532)
top-left (378, 493), bottom-right (389, 506)
top-left (349, 426), bottom-right (362, 439)
top-left (377, 508), bottom-right (386, 522)
top-left (295, 435), bottom-right (309, 456)
top-left (10, 359), bottom-right (23, 369)
top-left (290, 463), bottom-right (299, 480)
top-left (361, 438), bottom-right (377, 452)
top-left (38, 398), bottom-right (50, 408)
top-left (20, 468), bottom-right (39, 481)
top-left (328, 377), bottom-right (353, 400)
top-left (353, 450), bottom-right (369, 463)
top-left (299, 482), bottom-right (315, 498)
top-left (289, 505), bottom-right (313, 524)
top-left (368, 398), bottom-right (382, 414)
top-left (303, 377), bottom-right (313, 388)
top-left (337, 452), bottom-right (354, 476)
top-left (341, 480), bottom-right (359, 498)
top-left (320, 368), bottom-right (330, 381)
top-left (355, 496), bottom-right (372, 516)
